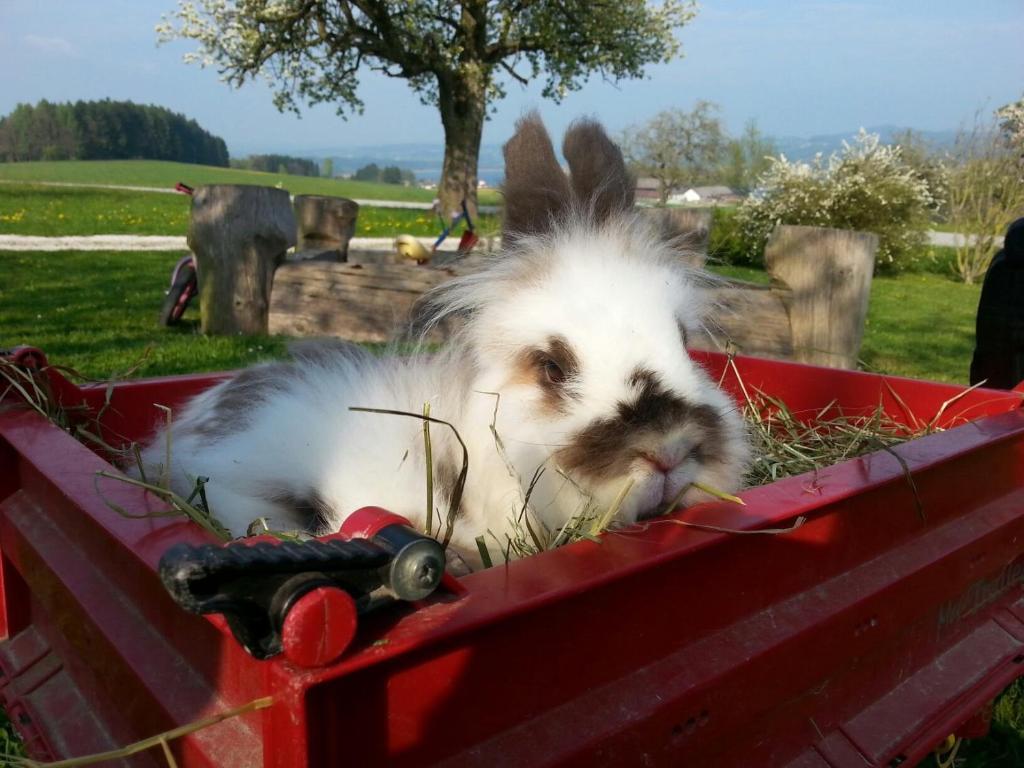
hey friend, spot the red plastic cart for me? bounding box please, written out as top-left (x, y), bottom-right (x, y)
top-left (1, 349), bottom-right (1023, 766)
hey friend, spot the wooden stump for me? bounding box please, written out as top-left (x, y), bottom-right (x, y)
top-left (188, 185), bottom-right (296, 335)
top-left (643, 208), bottom-right (712, 267)
top-left (764, 225), bottom-right (877, 368)
top-left (690, 225), bottom-right (877, 368)
top-left (293, 195), bottom-right (359, 262)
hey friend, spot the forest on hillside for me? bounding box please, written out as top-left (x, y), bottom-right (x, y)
top-left (230, 154), bottom-right (319, 176)
top-left (0, 99), bottom-right (229, 166)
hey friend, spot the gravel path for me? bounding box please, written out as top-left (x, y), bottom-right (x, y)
top-left (0, 230), bottom-right (995, 253)
top-left (0, 234), bottom-right (188, 251)
top-left (0, 234), bottom-right (498, 252)
top-left (927, 231), bottom-right (1004, 248)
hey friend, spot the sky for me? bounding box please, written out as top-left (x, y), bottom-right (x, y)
top-left (1, 0), bottom-right (1022, 155)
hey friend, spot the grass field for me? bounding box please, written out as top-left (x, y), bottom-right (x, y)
top-left (0, 183), bottom-right (500, 238)
top-left (1, 250), bottom-right (286, 378)
top-left (0, 159), bottom-right (503, 205)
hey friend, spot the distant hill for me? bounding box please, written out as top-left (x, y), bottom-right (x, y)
top-left (304, 143), bottom-right (507, 186)
top-left (771, 126), bottom-right (958, 162)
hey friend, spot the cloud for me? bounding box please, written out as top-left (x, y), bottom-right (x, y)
top-left (23, 34), bottom-right (75, 56)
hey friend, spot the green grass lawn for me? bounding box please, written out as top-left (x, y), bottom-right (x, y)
top-left (0, 183), bottom-right (191, 235)
top-left (0, 250), bottom-right (286, 378)
top-left (859, 271), bottom-right (980, 383)
top-left (0, 159), bottom-right (503, 205)
top-left (0, 183), bottom-right (499, 238)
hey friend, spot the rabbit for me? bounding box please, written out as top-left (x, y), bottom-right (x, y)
top-left (134, 114), bottom-right (750, 568)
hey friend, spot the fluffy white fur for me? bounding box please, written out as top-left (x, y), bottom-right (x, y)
top-left (137, 214), bottom-right (750, 566)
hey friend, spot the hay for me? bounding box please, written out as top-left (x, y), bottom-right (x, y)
top-left (93, 470), bottom-right (232, 542)
top-left (0, 356), bottom-right (234, 540)
top-left (0, 358), bottom-right (76, 427)
top-left (729, 357), bottom-right (931, 490)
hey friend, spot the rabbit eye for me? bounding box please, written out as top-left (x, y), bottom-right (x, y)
top-left (542, 359), bottom-right (565, 385)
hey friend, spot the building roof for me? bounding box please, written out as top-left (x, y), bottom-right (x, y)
top-left (689, 185), bottom-right (737, 198)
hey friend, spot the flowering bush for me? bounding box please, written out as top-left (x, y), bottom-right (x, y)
top-left (997, 95), bottom-right (1024, 156)
top-left (737, 131), bottom-right (939, 271)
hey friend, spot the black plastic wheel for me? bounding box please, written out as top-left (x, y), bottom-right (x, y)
top-left (159, 262), bottom-right (198, 327)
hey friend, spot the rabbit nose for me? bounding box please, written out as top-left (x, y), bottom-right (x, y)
top-left (638, 451), bottom-right (677, 474)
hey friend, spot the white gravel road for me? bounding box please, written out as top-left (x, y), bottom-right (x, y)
top-left (0, 234), bottom-right (497, 252)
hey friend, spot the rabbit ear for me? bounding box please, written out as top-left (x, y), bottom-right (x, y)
top-left (502, 112), bottom-right (572, 241)
top-left (562, 119), bottom-right (635, 222)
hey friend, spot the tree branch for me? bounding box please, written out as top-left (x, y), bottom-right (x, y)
top-left (499, 59), bottom-right (530, 86)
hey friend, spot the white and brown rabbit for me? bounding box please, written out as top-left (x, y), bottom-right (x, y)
top-left (136, 114), bottom-right (750, 566)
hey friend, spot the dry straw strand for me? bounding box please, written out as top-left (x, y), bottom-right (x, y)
top-left (6, 696), bottom-right (272, 768)
top-left (422, 401), bottom-right (434, 536)
top-left (349, 406), bottom-right (469, 548)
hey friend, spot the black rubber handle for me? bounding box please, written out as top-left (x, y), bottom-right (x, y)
top-left (159, 537), bottom-right (391, 612)
top-left (157, 525), bottom-right (446, 660)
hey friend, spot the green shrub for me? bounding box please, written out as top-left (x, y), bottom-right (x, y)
top-left (737, 131), bottom-right (939, 272)
top-left (707, 206), bottom-right (757, 265)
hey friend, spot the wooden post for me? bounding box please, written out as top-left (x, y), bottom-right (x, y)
top-left (293, 195), bottom-right (360, 262)
top-left (643, 208), bottom-right (712, 267)
top-left (188, 185), bottom-right (296, 335)
top-left (764, 225), bottom-right (878, 368)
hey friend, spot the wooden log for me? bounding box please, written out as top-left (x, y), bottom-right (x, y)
top-left (293, 195), bottom-right (360, 261)
top-left (642, 208), bottom-right (712, 267)
top-left (269, 225), bottom-right (875, 371)
top-left (689, 281), bottom-right (794, 359)
top-left (269, 261), bottom-right (478, 342)
top-left (764, 225), bottom-right (878, 368)
top-left (188, 185), bottom-right (296, 335)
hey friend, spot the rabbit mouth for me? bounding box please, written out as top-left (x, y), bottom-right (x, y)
top-left (627, 469), bottom-right (693, 521)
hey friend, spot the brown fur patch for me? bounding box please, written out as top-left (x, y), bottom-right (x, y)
top-left (512, 335), bottom-right (582, 415)
top-left (435, 455), bottom-right (464, 518)
top-left (557, 371), bottom-right (722, 479)
top-left (501, 112), bottom-right (572, 242)
top-left (562, 119), bottom-right (635, 223)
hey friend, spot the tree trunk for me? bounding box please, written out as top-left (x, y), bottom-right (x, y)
top-left (437, 71), bottom-right (486, 223)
